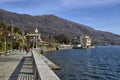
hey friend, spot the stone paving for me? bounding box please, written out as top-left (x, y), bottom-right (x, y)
top-left (0, 51), bottom-right (33, 80)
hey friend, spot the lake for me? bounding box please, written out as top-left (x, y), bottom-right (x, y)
top-left (43, 46), bottom-right (120, 80)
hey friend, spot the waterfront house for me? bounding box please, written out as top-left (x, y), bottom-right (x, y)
top-left (80, 35), bottom-right (92, 48)
top-left (73, 35), bottom-right (92, 48)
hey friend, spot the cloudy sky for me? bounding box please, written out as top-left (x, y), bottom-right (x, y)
top-left (0, 0), bottom-right (120, 34)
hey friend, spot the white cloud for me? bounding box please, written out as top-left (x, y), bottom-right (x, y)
top-left (61, 0), bottom-right (120, 8)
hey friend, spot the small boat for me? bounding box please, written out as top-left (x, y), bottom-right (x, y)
top-left (72, 44), bottom-right (82, 49)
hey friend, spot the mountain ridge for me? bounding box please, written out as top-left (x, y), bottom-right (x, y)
top-left (0, 9), bottom-right (120, 46)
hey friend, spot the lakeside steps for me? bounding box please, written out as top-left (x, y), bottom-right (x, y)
top-left (32, 49), bottom-right (60, 80)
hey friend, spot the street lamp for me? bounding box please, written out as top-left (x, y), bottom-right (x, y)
top-left (10, 21), bottom-right (13, 52)
top-left (4, 33), bottom-right (7, 53)
top-left (4, 31), bottom-right (9, 53)
top-left (8, 33), bottom-right (11, 52)
top-left (8, 33), bottom-right (10, 37)
top-left (13, 36), bottom-right (16, 51)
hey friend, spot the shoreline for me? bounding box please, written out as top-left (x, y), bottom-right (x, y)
top-left (39, 46), bottom-right (72, 54)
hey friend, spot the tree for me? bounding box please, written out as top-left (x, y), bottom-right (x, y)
top-left (54, 33), bottom-right (70, 44)
top-left (0, 22), bottom-right (25, 51)
top-left (14, 27), bottom-right (20, 33)
top-left (0, 22), bottom-right (7, 29)
top-left (6, 26), bottom-right (12, 32)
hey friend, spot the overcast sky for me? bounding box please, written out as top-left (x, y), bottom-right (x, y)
top-left (0, 0), bottom-right (120, 34)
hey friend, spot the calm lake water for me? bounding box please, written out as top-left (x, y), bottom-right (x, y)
top-left (43, 46), bottom-right (120, 80)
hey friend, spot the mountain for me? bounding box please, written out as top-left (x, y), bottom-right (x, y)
top-left (0, 9), bottom-right (120, 46)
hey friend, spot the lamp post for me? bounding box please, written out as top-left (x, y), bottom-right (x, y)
top-left (35, 27), bottom-right (38, 48)
top-left (11, 21), bottom-right (13, 52)
top-left (4, 31), bottom-right (9, 53)
top-left (4, 33), bottom-right (7, 53)
top-left (8, 33), bottom-right (10, 52)
top-left (13, 36), bottom-right (16, 51)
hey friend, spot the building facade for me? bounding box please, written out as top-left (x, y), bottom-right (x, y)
top-left (74, 35), bottom-right (92, 48)
top-left (80, 35), bottom-right (92, 48)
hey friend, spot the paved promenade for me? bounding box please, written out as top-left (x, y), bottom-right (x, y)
top-left (0, 51), bottom-right (34, 80)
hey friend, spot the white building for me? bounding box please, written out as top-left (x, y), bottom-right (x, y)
top-left (73, 35), bottom-right (92, 48)
top-left (80, 35), bottom-right (92, 48)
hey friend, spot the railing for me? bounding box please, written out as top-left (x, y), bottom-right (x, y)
top-left (32, 50), bottom-right (60, 80)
